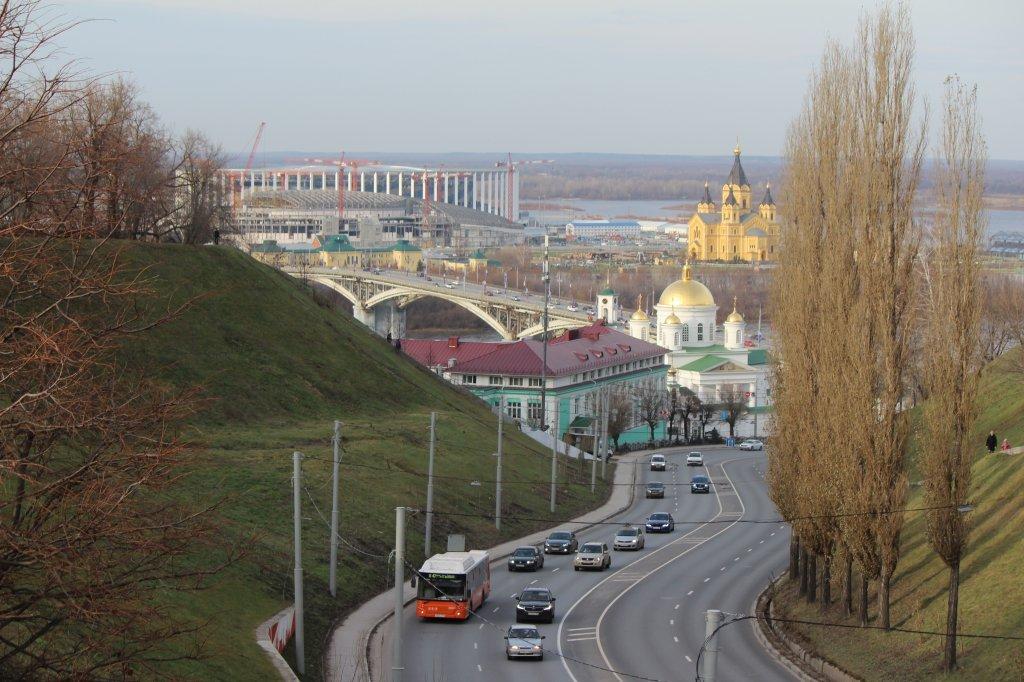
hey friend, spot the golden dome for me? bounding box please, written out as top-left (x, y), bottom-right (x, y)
top-left (726, 296), bottom-right (744, 323)
top-left (663, 312), bottom-right (681, 325)
top-left (630, 308), bottom-right (649, 321)
top-left (657, 261), bottom-right (715, 307)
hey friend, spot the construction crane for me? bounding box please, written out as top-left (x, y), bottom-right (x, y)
top-left (494, 155), bottom-right (553, 221)
top-left (286, 153), bottom-right (379, 218)
top-left (232, 122), bottom-right (266, 211)
top-left (412, 167), bottom-right (471, 248)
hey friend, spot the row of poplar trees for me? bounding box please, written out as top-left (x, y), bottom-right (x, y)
top-left (767, 4), bottom-right (986, 672)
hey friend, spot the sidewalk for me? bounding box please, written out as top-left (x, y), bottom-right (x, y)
top-left (324, 449), bottom-right (648, 682)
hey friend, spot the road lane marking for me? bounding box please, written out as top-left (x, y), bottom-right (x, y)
top-left (759, 539), bottom-right (765, 544)
top-left (474, 642), bottom-right (478, 649)
top-left (568, 627), bottom-right (596, 632)
top-left (704, 577), bottom-right (710, 582)
top-left (673, 636), bottom-right (679, 643)
top-left (720, 566), bottom-right (726, 571)
top-left (687, 590), bottom-right (694, 596)
top-left (670, 619), bottom-right (674, 625)
top-left (553, 567), bottom-right (560, 572)
top-left (477, 664), bottom-right (483, 672)
top-left (734, 557), bottom-right (740, 561)
top-left (685, 655), bottom-right (693, 663)
top-left (770, 531), bottom-right (776, 536)
top-left (746, 548), bottom-right (752, 552)
top-left (675, 603), bottom-right (681, 608)
top-left (529, 579), bottom-right (538, 585)
top-left (566, 636), bottom-right (597, 642)
top-left (478, 624), bottom-right (484, 630)
top-left (492, 607), bottom-right (500, 613)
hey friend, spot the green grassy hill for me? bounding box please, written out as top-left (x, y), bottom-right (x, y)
top-left (119, 244), bottom-right (612, 680)
top-left (776, 348), bottom-right (1024, 680)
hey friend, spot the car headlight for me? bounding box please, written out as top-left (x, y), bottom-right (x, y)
top-left (516, 604), bottom-right (526, 610)
top-left (510, 645), bottom-right (519, 651)
top-left (542, 604), bottom-right (553, 610)
top-left (532, 645), bottom-right (541, 651)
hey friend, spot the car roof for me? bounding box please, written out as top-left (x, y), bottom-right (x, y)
top-left (692, 474), bottom-right (710, 481)
top-left (647, 481), bottom-right (664, 486)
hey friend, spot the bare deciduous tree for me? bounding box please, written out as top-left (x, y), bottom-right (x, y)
top-left (605, 390), bottom-right (634, 451)
top-left (632, 382), bottom-right (666, 443)
top-left (718, 390), bottom-right (749, 438)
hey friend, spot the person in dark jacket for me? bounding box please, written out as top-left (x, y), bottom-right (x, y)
top-left (394, 338), bottom-right (402, 354)
top-left (386, 331), bottom-right (392, 344)
top-left (986, 431), bottom-right (997, 453)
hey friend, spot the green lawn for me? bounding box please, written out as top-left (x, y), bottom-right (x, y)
top-left (774, 348), bottom-right (1024, 681)
top-left (115, 245), bottom-right (612, 680)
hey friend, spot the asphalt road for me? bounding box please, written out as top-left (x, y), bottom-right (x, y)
top-left (397, 446), bottom-right (793, 682)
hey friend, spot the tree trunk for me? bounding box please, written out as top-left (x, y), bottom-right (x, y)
top-left (799, 547), bottom-right (809, 596)
top-left (944, 560), bottom-right (960, 671)
top-left (859, 574), bottom-right (869, 626)
top-left (821, 554), bottom-right (832, 609)
top-left (879, 571), bottom-right (892, 630)
top-left (789, 536), bottom-right (800, 581)
top-left (808, 552), bottom-right (818, 603)
top-left (842, 555), bottom-right (853, 617)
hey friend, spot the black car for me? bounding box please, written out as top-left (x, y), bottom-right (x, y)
top-left (691, 475), bottom-right (711, 494)
top-left (645, 481), bottom-right (665, 498)
top-left (543, 530), bottom-right (578, 554)
top-left (645, 512), bottom-right (676, 533)
top-left (515, 587), bottom-right (556, 623)
top-left (508, 546), bottom-right (544, 571)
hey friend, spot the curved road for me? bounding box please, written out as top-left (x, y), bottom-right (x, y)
top-left (397, 446), bottom-right (791, 682)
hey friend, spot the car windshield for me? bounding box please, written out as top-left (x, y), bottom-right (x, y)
top-left (617, 528), bottom-right (638, 537)
top-left (651, 456), bottom-right (664, 461)
top-left (520, 589), bottom-right (550, 601)
top-left (513, 547), bottom-right (536, 557)
top-left (549, 532), bottom-right (571, 540)
top-left (689, 452), bottom-right (701, 457)
top-left (692, 476), bottom-right (709, 483)
top-left (648, 482), bottom-right (664, 488)
top-left (650, 513), bottom-right (670, 521)
top-left (580, 544), bottom-right (602, 553)
top-left (509, 627), bottom-right (539, 639)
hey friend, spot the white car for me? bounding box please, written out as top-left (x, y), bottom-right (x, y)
top-left (738, 439), bottom-right (764, 451)
top-left (567, 304), bottom-right (579, 312)
top-left (686, 451), bottom-right (704, 467)
top-left (649, 454), bottom-right (666, 471)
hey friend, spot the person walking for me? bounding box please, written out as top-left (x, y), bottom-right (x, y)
top-left (986, 430), bottom-right (997, 453)
top-left (386, 331), bottom-right (392, 344)
top-left (213, 228), bottom-right (220, 245)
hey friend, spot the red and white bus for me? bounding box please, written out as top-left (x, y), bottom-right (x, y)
top-left (415, 550), bottom-right (490, 620)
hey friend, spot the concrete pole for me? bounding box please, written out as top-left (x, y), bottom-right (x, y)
top-left (601, 387), bottom-right (609, 479)
top-left (424, 412), bottom-right (436, 558)
top-left (392, 507), bottom-right (406, 682)
top-left (329, 421), bottom-right (341, 597)
top-left (292, 451), bottom-right (305, 676)
top-left (591, 391), bottom-right (598, 493)
top-left (550, 409), bottom-right (559, 513)
top-left (701, 609), bottom-right (724, 682)
top-left (496, 397), bottom-right (503, 531)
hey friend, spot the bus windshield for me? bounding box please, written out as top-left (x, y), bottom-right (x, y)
top-left (417, 573), bottom-right (466, 600)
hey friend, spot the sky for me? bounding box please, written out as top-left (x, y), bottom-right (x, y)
top-left (58, 0), bottom-right (1024, 159)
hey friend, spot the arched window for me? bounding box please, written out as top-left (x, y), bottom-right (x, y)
top-left (697, 323), bottom-right (704, 341)
top-left (682, 324), bottom-right (690, 342)
top-left (735, 330), bottom-right (741, 345)
top-left (674, 331), bottom-right (679, 346)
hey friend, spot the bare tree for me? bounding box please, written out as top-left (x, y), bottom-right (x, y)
top-left (920, 75), bottom-right (986, 672)
top-left (632, 382), bottom-right (666, 443)
top-left (172, 129), bottom-right (229, 244)
top-left (605, 390), bottom-right (634, 451)
top-left (718, 390), bottom-right (749, 438)
top-left (979, 274), bottom-right (1024, 365)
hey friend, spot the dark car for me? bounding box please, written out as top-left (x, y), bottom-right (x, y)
top-left (645, 512), bottom-right (676, 533)
top-left (691, 475), bottom-right (711, 494)
top-left (508, 546), bottom-right (544, 572)
top-left (543, 530), bottom-right (578, 554)
top-left (515, 587), bottom-right (556, 623)
top-left (645, 481), bottom-right (665, 499)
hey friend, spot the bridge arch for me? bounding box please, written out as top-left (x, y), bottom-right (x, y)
top-left (363, 287), bottom-right (514, 340)
top-left (311, 277), bottom-right (363, 309)
top-left (517, 317), bottom-right (588, 339)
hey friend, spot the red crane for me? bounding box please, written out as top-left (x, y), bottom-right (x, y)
top-left (494, 155), bottom-right (551, 221)
top-left (286, 153), bottom-right (379, 216)
top-left (231, 121), bottom-right (266, 211)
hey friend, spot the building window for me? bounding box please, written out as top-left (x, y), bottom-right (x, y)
top-left (697, 323), bottom-right (704, 341)
top-left (528, 377), bottom-right (543, 387)
top-left (674, 331), bottom-right (679, 346)
top-left (509, 377), bottom-right (524, 387)
top-left (488, 376), bottom-right (502, 385)
top-left (528, 402), bottom-right (543, 422)
top-left (463, 375), bottom-right (477, 384)
top-left (682, 324), bottom-right (689, 342)
top-left (507, 400), bottom-right (522, 419)
top-left (735, 330), bottom-right (741, 345)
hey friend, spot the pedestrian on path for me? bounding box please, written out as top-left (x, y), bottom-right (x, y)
top-left (1002, 438), bottom-right (1011, 452)
top-left (986, 430), bottom-right (997, 453)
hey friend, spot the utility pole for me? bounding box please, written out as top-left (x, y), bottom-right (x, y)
top-left (392, 507), bottom-right (406, 682)
top-left (590, 390), bottom-right (599, 493)
top-left (424, 412), bottom-right (436, 558)
top-left (601, 387), bottom-right (608, 480)
top-left (292, 451), bottom-right (305, 676)
top-left (329, 421), bottom-right (341, 597)
top-left (540, 235), bottom-right (550, 430)
top-left (495, 397), bottom-right (503, 531)
top-left (700, 609), bottom-right (723, 682)
top-left (753, 375), bottom-right (759, 439)
top-left (550, 409), bottom-right (558, 513)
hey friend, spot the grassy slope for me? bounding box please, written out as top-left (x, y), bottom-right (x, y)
top-left (118, 245), bottom-right (612, 681)
top-left (776, 348), bottom-right (1024, 681)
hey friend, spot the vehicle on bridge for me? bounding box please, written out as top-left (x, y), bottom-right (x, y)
top-left (415, 550), bottom-right (490, 620)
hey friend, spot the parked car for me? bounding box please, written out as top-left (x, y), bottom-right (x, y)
top-left (645, 481), bottom-right (665, 499)
top-left (515, 587), bottom-right (556, 623)
top-left (738, 439), bottom-right (764, 451)
top-left (691, 474), bottom-right (711, 494)
top-left (573, 542), bottom-right (611, 571)
top-left (508, 546), bottom-right (544, 572)
top-left (505, 625), bottom-right (545, 660)
top-left (645, 512), bottom-right (676, 533)
top-left (444, 282), bottom-right (456, 289)
top-left (567, 304), bottom-right (580, 312)
top-left (650, 454), bottom-right (666, 471)
top-left (543, 530), bottom-right (578, 554)
top-left (686, 451), bottom-right (704, 467)
top-left (511, 295), bottom-right (521, 301)
top-left (613, 525), bottom-right (645, 551)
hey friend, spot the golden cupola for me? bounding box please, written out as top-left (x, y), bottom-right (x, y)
top-left (657, 261), bottom-right (715, 307)
top-left (726, 296), bottom-right (744, 323)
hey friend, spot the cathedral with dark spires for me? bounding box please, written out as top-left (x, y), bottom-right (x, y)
top-left (686, 147), bottom-right (780, 262)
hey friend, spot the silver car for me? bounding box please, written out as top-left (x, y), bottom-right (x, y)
top-left (613, 526), bottom-right (646, 551)
top-left (573, 542), bottom-right (612, 571)
top-left (738, 439), bottom-right (764, 451)
top-left (505, 625), bottom-right (544, 660)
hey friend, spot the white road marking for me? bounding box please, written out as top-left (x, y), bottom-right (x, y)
top-left (720, 566), bottom-right (726, 571)
top-left (510, 594), bottom-right (516, 598)
top-left (703, 577), bottom-right (710, 583)
top-left (553, 567), bottom-right (560, 572)
top-left (673, 636), bottom-right (679, 643)
top-left (687, 590), bottom-right (694, 596)
top-left (479, 623), bottom-right (484, 630)
top-left (530, 579), bottom-right (538, 585)
top-left (566, 636), bottom-right (597, 642)
top-left (734, 557), bottom-right (740, 561)
top-left (685, 655), bottom-right (693, 663)
top-left (492, 607), bottom-right (500, 613)
top-left (670, 619), bottom-right (674, 625)
top-left (477, 664), bottom-right (483, 672)
top-left (746, 548), bottom-right (752, 552)
top-left (759, 539), bottom-right (765, 544)
top-left (675, 603), bottom-right (681, 609)
top-left (474, 642), bottom-right (478, 650)
top-left (568, 627), bottom-right (596, 632)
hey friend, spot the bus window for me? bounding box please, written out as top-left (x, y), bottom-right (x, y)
top-left (418, 573), bottom-right (466, 600)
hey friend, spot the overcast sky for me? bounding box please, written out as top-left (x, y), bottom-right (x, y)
top-left (60, 0), bottom-right (1024, 159)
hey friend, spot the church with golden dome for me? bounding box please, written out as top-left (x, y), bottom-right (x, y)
top-left (626, 261), bottom-right (770, 418)
top-left (687, 147), bottom-right (779, 262)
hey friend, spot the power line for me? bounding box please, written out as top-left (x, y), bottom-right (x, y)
top-left (302, 484), bottom-right (390, 560)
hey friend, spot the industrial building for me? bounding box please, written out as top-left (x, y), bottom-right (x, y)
top-left (565, 220), bottom-right (643, 240)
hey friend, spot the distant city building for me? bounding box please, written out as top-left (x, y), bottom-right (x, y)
top-left (687, 147), bottom-right (780, 262)
top-left (401, 323), bottom-right (669, 445)
top-left (989, 231), bottom-right (1024, 259)
top-left (565, 220), bottom-right (642, 240)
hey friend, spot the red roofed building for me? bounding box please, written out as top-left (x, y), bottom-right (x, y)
top-left (402, 322), bottom-right (669, 445)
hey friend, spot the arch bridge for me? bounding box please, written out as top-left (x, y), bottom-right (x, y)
top-left (281, 266), bottom-right (591, 340)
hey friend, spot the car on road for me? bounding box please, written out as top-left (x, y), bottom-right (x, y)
top-left (649, 453), bottom-right (666, 471)
top-left (567, 304), bottom-right (579, 312)
top-left (543, 530), bottom-right (578, 554)
top-left (515, 587), bottom-right (556, 623)
top-left (484, 290), bottom-right (494, 296)
top-left (686, 451), bottom-right (704, 467)
top-left (444, 282), bottom-right (456, 289)
top-left (645, 512), bottom-right (676, 533)
top-left (613, 525), bottom-right (645, 551)
top-left (508, 546), bottom-right (544, 572)
top-left (738, 439), bottom-right (764, 451)
top-left (511, 295), bottom-right (521, 301)
top-left (573, 542), bottom-right (611, 571)
top-left (690, 474), bottom-right (711, 494)
top-left (645, 481), bottom-right (665, 498)
top-left (505, 625), bottom-right (545, 660)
